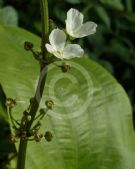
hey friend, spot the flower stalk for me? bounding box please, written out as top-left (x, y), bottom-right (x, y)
top-left (40, 0), bottom-right (49, 60)
top-left (16, 0), bottom-right (49, 169)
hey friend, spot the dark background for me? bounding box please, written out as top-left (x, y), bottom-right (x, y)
top-left (0, 0), bottom-right (135, 168)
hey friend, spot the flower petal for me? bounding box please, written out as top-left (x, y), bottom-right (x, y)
top-left (66, 8), bottom-right (83, 37)
top-left (49, 28), bottom-right (66, 51)
top-left (45, 44), bottom-right (63, 59)
top-left (63, 44), bottom-right (84, 59)
top-left (52, 52), bottom-right (62, 59)
top-left (45, 44), bottom-right (55, 53)
top-left (74, 21), bottom-right (97, 38)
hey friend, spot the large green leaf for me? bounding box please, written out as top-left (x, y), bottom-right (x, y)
top-left (0, 25), bottom-right (135, 169)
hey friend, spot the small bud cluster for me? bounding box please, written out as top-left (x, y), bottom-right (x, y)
top-left (5, 98), bottom-right (16, 108)
top-left (8, 98), bottom-right (55, 143)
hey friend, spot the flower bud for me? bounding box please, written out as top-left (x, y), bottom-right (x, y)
top-left (26, 115), bottom-right (31, 121)
top-left (34, 132), bottom-right (43, 142)
top-left (45, 100), bottom-right (54, 110)
top-left (61, 62), bottom-right (70, 72)
top-left (5, 98), bottom-right (16, 108)
top-left (9, 134), bottom-right (16, 143)
top-left (24, 41), bottom-right (34, 51)
top-left (44, 131), bottom-right (53, 142)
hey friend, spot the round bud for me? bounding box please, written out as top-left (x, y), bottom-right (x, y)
top-left (24, 41), bottom-right (34, 51)
top-left (9, 134), bottom-right (16, 143)
top-left (61, 63), bottom-right (70, 72)
top-left (27, 115), bottom-right (32, 121)
top-left (5, 98), bottom-right (16, 108)
top-left (44, 131), bottom-right (53, 142)
top-left (45, 100), bottom-right (54, 110)
top-left (34, 132), bottom-right (43, 142)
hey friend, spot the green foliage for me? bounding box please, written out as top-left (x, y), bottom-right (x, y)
top-left (0, 6), bottom-right (18, 25)
top-left (4, 0), bottom-right (134, 116)
top-left (100, 0), bottom-right (124, 11)
top-left (0, 0), bottom-right (135, 168)
top-left (0, 25), bottom-right (135, 169)
top-left (95, 5), bottom-right (111, 28)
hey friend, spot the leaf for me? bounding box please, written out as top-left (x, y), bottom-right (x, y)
top-left (124, 0), bottom-right (132, 12)
top-left (0, 6), bottom-right (18, 25)
top-left (65, 0), bottom-right (81, 4)
top-left (54, 4), bottom-right (66, 22)
top-left (104, 39), bottom-right (130, 61)
top-left (0, 0), bottom-right (3, 7)
top-left (95, 5), bottom-right (111, 28)
top-left (98, 60), bottom-right (114, 74)
top-left (125, 13), bottom-right (135, 23)
top-left (0, 25), bottom-right (135, 169)
top-left (88, 25), bottom-right (106, 55)
top-left (100, 0), bottom-right (124, 11)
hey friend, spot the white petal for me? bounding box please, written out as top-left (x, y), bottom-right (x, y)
top-left (74, 21), bottom-right (97, 38)
top-left (66, 8), bottom-right (83, 36)
top-left (49, 28), bottom-right (66, 51)
top-left (45, 44), bottom-right (63, 59)
top-left (45, 44), bottom-right (55, 53)
top-left (63, 44), bottom-right (84, 59)
top-left (52, 52), bottom-right (62, 59)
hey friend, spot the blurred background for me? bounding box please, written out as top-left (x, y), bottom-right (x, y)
top-left (0, 0), bottom-right (135, 167)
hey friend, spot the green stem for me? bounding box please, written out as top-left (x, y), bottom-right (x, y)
top-left (17, 140), bottom-right (27, 169)
top-left (40, 0), bottom-right (49, 60)
top-left (17, 1), bottom-right (49, 169)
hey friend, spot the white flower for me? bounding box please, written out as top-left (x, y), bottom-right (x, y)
top-left (45, 28), bottom-right (84, 59)
top-left (66, 8), bottom-right (97, 38)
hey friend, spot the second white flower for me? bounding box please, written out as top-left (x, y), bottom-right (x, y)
top-left (45, 28), bottom-right (84, 59)
top-left (66, 8), bottom-right (97, 38)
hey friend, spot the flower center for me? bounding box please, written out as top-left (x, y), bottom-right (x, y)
top-left (54, 50), bottom-right (63, 58)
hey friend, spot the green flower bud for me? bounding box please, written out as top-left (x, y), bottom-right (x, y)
top-left (22, 121), bottom-right (26, 126)
top-left (9, 134), bottom-right (16, 143)
top-left (5, 98), bottom-right (16, 108)
top-left (61, 62), bottom-right (70, 72)
top-left (34, 132), bottom-right (43, 142)
top-left (27, 115), bottom-right (31, 121)
top-left (45, 100), bottom-right (54, 110)
top-left (24, 41), bottom-right (34, 51)
top-left (44, 131), bottom-right (53, 142)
